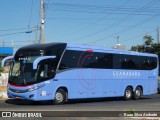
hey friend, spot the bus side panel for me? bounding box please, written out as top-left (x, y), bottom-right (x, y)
top-left (118, 70), bottom-right (158, 96)
top-left (102, 70), bottom-right (123, 97)
top-left (149, 79), bottom-right (158, 94)
top-left (50, 78), bottom-right (71, 100)
top-left (55, 69), bottom-right (87, 99)
top-left (142, 69), bottom-right (158, 95)
top-left (83, 69), bottom-right (104, 98)
top-left (143, 79), bottom-right (158, 95)
top-left (54, 68), bottom-right (158, 100)
top-left (36, 79), bottom-right (70, 101)
top-left (37, 80), bottom-right (54, 101)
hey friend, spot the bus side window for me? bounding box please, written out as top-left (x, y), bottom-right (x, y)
top-left (128, 60), bottom-right (136, 69)
top-left (44, 64), bottom-right (48, 78)
top-left (38, 61), bottom-right (55, 81)
top-left (121, 59), bottom-right (128, 69)
top-left (148, 57), bottom-right (157, 70)
top-left (59, 50), bottom-right (80, 70)
top-left (38, 63), bottom-right (47, 80)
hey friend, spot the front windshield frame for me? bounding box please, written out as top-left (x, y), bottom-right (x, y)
top-left (9, 51), bottom-right (42, 85)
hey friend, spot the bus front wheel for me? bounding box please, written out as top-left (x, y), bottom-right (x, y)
top-left (134, 87), bottom-right (142, 100)
top-left (54, 89), bottom-right (66, 105)
top-left (124, 87), bottom-right (133, 100)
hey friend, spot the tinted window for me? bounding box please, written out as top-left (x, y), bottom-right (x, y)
top-left (59, 50), bottom-right (80, 70)
top-left (113, 54), bottom-right (157, 70)
top-left (83, 53), bottom-right (113, 69)
top-left (147, 57), bottom-right (157, 70)
top-left (45, 48), bottom-right (63, 60)
top-left (82, 52), bottom-right (99, 68)
top-left (37, 59), bottom-right (56, 81)
top-left (60, 50), bottom-right (113, 70)
top-left (59, 50), bottom-right (157, 70)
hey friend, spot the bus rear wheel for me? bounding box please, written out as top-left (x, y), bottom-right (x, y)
top-left (54, 89), bottom-right (66, 105)
top-left (124, 87), bottom-right (133, 100)
top-left (134, 87), bottom-right (142, 100)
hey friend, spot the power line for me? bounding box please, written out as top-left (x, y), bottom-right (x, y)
top-left (0, 40), bottom-right (34, 43)
top-left (0, 31), bottom-right (27, 37)
top-left (121, 30), bottom-right (155, 43)
top-left (87, 11), bottom-right (160, 44)
top-left (47, 9), bottom-right (158, 16)
top-left (46, 0), bottom-right (159, 42)
top-left (0, 27), bottom-right (34, 32)
top-left (71, 0), bottom-right (159, 42)
top-left (47, 17), bottom-right (160, 25)
top-left (46, 1), bottom-right (160, 16)
top-left (0, 28), bottom-right (39, 37)
top-left (28, 0), bottom-right (34, 27)
top-left (55, 0), bottom-right (130, 38)
top-left (94, 29), bottom-right (156, 48)
top-left (84, 13), bottom-right (160, 45)
top-left (47, 7), bottom-right (160, 15)
top-left (37, 0), bottom-right (41, 26)
top-left (45, 0), bottom-right (160, 49)
top-left (47, 2), bottom-right (160, 11)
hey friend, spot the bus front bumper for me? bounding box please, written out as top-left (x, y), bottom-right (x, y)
top-left (7, 89), bottom-right (38, 101)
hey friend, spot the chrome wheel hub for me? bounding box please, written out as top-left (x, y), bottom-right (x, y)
top-left (126, 90), bottom-right (131, 98)
top-left (55, 93), bottom-right (63, 102)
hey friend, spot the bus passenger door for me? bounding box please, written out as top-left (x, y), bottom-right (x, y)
top-left (37, 59), bottom-right (56, 100)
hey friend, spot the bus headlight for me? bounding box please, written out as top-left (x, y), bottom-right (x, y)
top-left (28, 84), bottom-right (45, 92)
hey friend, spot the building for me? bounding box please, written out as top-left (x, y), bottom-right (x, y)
top-left (113, 44), bottom-right (126, 50)
top-left (0, 47), bottom-right (13, 58)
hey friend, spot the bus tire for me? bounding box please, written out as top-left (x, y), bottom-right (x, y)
top-left (124, 87), bottom-right (133, 100)
top-left (134, 87), bottom-right (142, 100)
top-left (54, 89), bottom-right (66, 105)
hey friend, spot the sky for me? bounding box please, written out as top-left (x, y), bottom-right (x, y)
top-left (0, 0), bottom-right (160, 51)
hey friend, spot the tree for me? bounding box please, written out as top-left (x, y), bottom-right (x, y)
top-left (0, 67), bottom-right (3, 73)
top-left (143, 35), bottom-right (154, 46)
top-left (0, 58), bottom-right (3, 73)
top-left (131, 35), bottom-right (155, 53)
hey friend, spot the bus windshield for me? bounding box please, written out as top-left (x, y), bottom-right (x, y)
top-left (9, 52), bottom-right (41, 85)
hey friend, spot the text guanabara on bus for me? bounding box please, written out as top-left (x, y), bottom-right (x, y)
top-left (2, 43), bottom-right (159, 104)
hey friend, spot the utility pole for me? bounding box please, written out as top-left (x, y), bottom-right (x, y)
top-left (40, 0), bottom-right (45, 43)
top-left (157, 26), bottom-right (160, 45)
top-left (34, 26), bottom-right (38, 43)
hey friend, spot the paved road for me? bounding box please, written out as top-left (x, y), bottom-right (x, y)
top-left (1, 94), bottom-right (160, 111)
top-left (0, 94), bottom-right (160, 120)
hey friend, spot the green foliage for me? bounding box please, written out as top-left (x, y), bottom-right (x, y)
top-left (130, 35), bottom-right (160, 56)
top-left (0, 58), bottom-right (3, 73)
top-left (0, 67), bottom-right (3, 73)
top-left (143, 35), bottom-right (154, 46)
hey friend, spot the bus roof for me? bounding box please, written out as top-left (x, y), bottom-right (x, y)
top-left (17, 42), bottom-right (67, 52)
top-left (16, 42), bottom-right (158, 58)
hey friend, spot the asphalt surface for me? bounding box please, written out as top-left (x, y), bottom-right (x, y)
top-left (0, 94), bottom-right (160, 120)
